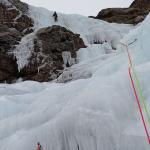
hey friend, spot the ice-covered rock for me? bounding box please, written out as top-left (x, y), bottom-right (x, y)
top-left (0, 0), bottom-right (33, 83)
top-left (0, 0), bottom-right (133, 83)
top-left (15, 25), bottom-right (85, 82)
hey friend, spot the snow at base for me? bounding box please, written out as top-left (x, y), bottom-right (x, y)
top-left (1, 4), bottom-right (150, 150)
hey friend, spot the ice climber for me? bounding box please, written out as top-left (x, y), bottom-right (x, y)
top-left (36, 142), bottom-right (43, 150)
top-left (53, 11), bottom-right (58, 22)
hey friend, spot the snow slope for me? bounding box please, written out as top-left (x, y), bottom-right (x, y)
top-left (1, 4), bottom-right (150, 150)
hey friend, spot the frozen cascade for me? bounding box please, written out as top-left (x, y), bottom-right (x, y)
top-left (62, 51), bottom-right (75, 67)
top-left (1, 3), bottom-right (150, 150)
top-left (14, 33), bottom-right (34, 71)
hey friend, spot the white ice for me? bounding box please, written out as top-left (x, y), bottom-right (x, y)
top-left (13, 33), bottom-right (34, 71)
top-left (1, 3), bottom-right (150, 150)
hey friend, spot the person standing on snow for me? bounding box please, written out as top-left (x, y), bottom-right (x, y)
top-left (53, 11), bottom-right (58, 22)
top-left (36, 142), bottom-right (43, 150)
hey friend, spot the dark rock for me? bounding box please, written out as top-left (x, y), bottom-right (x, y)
top-left (95, 0), bottom-right (150, 24)
top-left (130, 0), bottom-right (150, 10)
top-left (0, 24), bottom-right (21, 83)
top-left (0, 1), bottom-right (34, 33)
top-left (88, 16), bottom-right (96, 19)
top-left (0, 4), bottom-right (19, 23)
top-left (9, 0), bottom-right (29, 14)
top-left (0, 0), bottom-right (34, 83)
top-left (0, 24), bottom-right (22, 51)
top-left (0, 53), bottom-right (18, 83)
top-left (19, 25), bottom-right (86, 82)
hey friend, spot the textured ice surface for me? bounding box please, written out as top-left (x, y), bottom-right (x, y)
top-left (13, 33), bottom-right (34, 71)
top-left (1, 4), bottom-right (150, 150)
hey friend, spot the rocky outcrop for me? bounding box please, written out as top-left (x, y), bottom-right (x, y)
top-left (130, 0), bottom-right (150, 10)
top-left (0, 24), bottom-right (22, 49)
top-left (19, 25), bottom-right (86, 82)
top-left (0, 0), bottom-right (33, 83)
top-left (0, 1), bottom-right (33, 33)
top-left (0, 53), bottom-right (18, 83)
top-left (0, 24), bottom-right (21, 83)
top-left (93, 0), bottom-right (150, 24)
top-left (0, 1), bottom-right (86, 83)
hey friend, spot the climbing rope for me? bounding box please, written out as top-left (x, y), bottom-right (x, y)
top-left (120, 42), bottom-right (150, 144)
top-left (120, 42), bottom-right (150, 124)
top-left (131, 63), bottom-right (150, 124)
top-left (129, 67), bottom-right (150, 144)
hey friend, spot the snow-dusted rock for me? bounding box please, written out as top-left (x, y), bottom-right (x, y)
top-left (0, 0), bottom-right (132, 83)
top-left (0, 0), bottom-right (33, 83)
top-left (16, 25), bottom-right (86, 82)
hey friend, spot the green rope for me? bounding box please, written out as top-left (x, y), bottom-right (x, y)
top-left (131, 65), bottom-right (150, 124)
top-left (120, 42), bottom-right (150, 125)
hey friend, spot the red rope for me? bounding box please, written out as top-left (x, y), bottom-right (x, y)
top-left (120, 42), bottom-right (132, 66)
top-left (129, 67), bottom-right (150, 144)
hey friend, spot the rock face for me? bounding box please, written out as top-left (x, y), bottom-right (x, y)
top-left (0, 0), bottom-right (34, 83)
top-left (94, 0), bottom-right (150, 24)
top-left (0, 53), bottom-right (18, 83)
top-left (19, 25), bottom-right (86, 82)
top-left (0, 1), bottom-right (33, 33)
top-left (0, 24), bottom-right (19, 83)
top-left (0, 0), bottom-right (86, 83)
top-left (130, 0), bottom-right (150, 10)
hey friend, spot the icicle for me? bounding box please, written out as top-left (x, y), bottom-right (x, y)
top-left (62, 51), bottom-right (72, 67)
